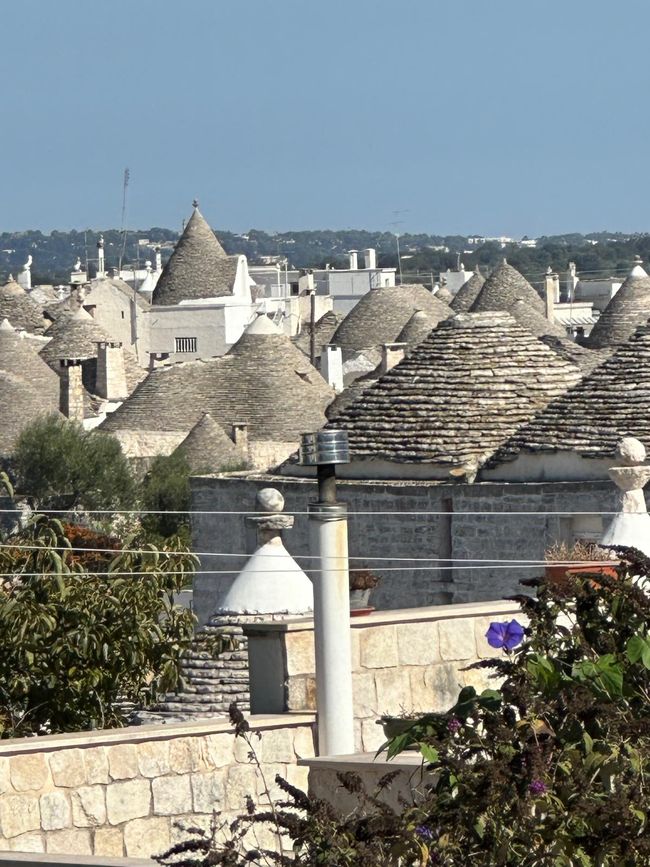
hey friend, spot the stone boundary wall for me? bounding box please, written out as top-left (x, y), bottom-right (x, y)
top-left (191, 473), bottom-right (617, 625)
top-left (0, 714), bottom-right (315, 860)
top-left (244, 600), bottom-right (523, 752)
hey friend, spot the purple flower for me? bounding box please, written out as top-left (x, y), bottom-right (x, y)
top-left (415, 825), bottom-right (434, 840)
top-left (529, 779), bottom-right (547, 796)
top-left (447, 716), bottom-right (461, 733)
top-left (486, 619), bottom-right (525, 650)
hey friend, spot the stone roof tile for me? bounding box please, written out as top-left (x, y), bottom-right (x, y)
top-left (152, 206), bottom-right (236, 305)
top-left (450, 268), bottom-right (485, 313)
top-left (328, 311), bottom-right (582, 471)
top-left (0, 278), bottom-right (49, 334)
top-left (174, 412), bottom-right (245, 473)
top-left (585, 260), bottom-right (650, 349)
top-left (330, 284), bottom-right (452, 357)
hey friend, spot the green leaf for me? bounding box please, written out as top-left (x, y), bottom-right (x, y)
top-left (418, 743), bottom-right (439, 764)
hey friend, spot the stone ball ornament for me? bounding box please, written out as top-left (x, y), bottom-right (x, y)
top-left (256, 487), bottom-right (285, 513)
top-left (615, 436), bottom-right (646, 466)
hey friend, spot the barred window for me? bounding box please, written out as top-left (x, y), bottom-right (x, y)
top-left (175, 337), bottom-right (197, 353)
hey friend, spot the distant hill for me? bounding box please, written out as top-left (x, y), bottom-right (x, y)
top-left (2, 226), bottom-right (650, 288)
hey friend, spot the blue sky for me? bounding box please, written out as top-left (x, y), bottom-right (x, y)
top-left (2, 0), bottom-right (649, 235)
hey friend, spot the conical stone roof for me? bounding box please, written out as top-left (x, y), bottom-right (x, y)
top-left (0, 278), bottom-right (49, 334)
top-left (328, 311), bottom-right (582, 473)
top-left (293, 310), bottom-right (344, 358)
top-left (0, 371), bottom-right (61, 456)
top-left (435, 285), bottom-right (454, 304)
top-left (470, 260), bottom-right (564, 337)
top-left (0, 319), bottom-right (59, 404)
top-left (330, 284), bottom-right (452, 357)
top-left (152, 205), bottom-right (236, 305)
top-left (396, 310), bottom-right (436, 350)
top-left (491, 319), bottom-right (650, 463)
top-left (450, 268), bottom-right (485, 312)
top-left (174, 412), bottom-right (244, 473)
top-left (585, 261), bottom-right (650, 350)
top-left (101, 316), bottom-right (335, 442)
top-left (39, 308), bottom-right (111, 366)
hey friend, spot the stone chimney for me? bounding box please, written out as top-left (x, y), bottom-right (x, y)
top-left (348, 250), bottom-right (359, 270)
top-left (362, 248), bottom-right (377, 270)
top-left (232, 422), bottom-right (249, 455)
top-left (380, 342), bottom-right (407, 375)
top-left (154, 246), bottom-right (162, 273)
top-left (321, 344), bottom-right (344, 392)
top-left (59, 360), bottom-right (85, 422)
top-left (96, 341), bottom-right (128, 400)
top-left (544, 267), bottom-right (559, 322)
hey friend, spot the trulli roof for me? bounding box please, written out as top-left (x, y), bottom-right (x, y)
top-left (0, 319), bottom-right (59, 404)
top-left (101, 316), bottom-right (334, 441)
top-left (328, 312), bottom-right (582, 471)
top-left (173, 412), bottom-right (244, 473)
top-left (470, 260), bottom-right (565, 337)
top-left (450, 268), bottom-right (485, 313)
top-left (585, 261), bottom-right (650, 350)
top-left (330, 284), bottom-right (452, 356)
top-left (491, 319), bottom-right (650, 462)
top-left (151, 206), bottom-right (237, 305)
top-left (0, 278), bottom-right (49, 334)
top-left (0, 371), bottom-right (61, 456)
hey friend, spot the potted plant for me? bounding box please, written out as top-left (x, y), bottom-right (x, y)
top-left (349, 565), bottom-right (380, 615)
top-left (544, 540), bottom-right (619, 593)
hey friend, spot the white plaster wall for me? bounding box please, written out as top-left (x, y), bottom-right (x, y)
top-left (147, 306), bottom-right (228, 361)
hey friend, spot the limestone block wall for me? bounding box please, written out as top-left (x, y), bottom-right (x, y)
top-left (244, 600), bottom-right (522, 752)
top-left (0, 714), bottom-right (315, 859)
top-left (190, 474), bottom-right (618, 626)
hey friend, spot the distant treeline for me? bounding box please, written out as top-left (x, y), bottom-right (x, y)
top-left (2, 226), bottom-right (650, 286)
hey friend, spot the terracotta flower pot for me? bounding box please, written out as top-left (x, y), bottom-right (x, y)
top-left (545, 561), bottom-right (619, 594)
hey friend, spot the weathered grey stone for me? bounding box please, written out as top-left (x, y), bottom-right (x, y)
top-left (107, 743), bottom-right (139, 780)
top-left (106, 778), bottom-right (151, 825)
top-left (46, 828), bottom-right (92, 855)
top-left (39, 791), bottom-right (71, 831)
top-left (0, 794), bottom-right (40, 837)
top-left (71, 785), bottom-right (106, 827)
top-left (123, 816), bottom-right (170, 859)
top-left (425, 663), bottom-right (462, 712)
top-left (10, 753), bottom-right (50, 792)
top-left (49, 749), bottom-right (86, 788)
top-left (93, 826), bottom-right (124, 857)
top-left (83, 747), bottom-right (110, 785)
top-left (151, 774), bottom-right (192, 815)
top-left (438, 618), bottom-right (476, 662)
top-left (396, 621), bottom-right (440, 665)
top-left (191, 770), bottom-right (226, 813)
top-left (137, 740), bottom-right (171, 778)
top-left (359, 625), bottom-right (399, 669)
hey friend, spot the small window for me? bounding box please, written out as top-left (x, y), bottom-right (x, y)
top-left (175, 337), bottom-right (197, 353)
top-left (121, 311), bottom-right (125, 319)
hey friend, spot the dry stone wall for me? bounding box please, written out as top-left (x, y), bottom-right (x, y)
top-left (191, 474), bottom-right (619, 626)
top-left (0, 715), bottom-right (315, 859)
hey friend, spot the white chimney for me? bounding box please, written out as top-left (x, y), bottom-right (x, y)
top-left (96, 341), bottom-right (128, 400)
top-left (380, 342), bottom-right (407, 375)
top-left (321, 345), bottom-right (344, 392)
top-left (348, 250), bottom-right (359, 270)
top-left (154, 246), bottom-right (162, 273)
top-left (362, 248), bottom-right (377, 270)
top-left (232, 422), bottom-right (249, 455)
top-left (97, 235), bottom-right (105, 278)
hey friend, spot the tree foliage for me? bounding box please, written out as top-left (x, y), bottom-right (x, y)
top-left (0, 516), bottom-right (198, 736)
top-left (11, 415), bottom-right (135, 512)
top-left (140, 451), bottom-right (192, 542)
top-left (160, 549), bottom-right (650, 867)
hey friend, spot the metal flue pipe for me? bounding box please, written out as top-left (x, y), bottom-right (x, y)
top-left (300, 430), bottom-right (355, 755)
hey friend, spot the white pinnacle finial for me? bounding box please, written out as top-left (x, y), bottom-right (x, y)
top-left (601, 437), bottom-right (650, 555)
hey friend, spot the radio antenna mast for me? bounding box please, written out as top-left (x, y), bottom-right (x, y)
top-left (119, 167), bottom-right (130, 273)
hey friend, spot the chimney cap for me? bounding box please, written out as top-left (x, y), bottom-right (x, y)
top-left (300, 429), bottom-right (349, 466)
